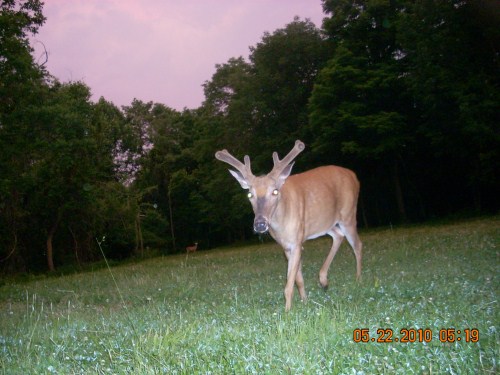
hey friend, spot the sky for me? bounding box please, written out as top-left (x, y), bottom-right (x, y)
top-left (31, 0), bottom-right (326, 111)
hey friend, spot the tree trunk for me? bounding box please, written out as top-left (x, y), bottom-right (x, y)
top-left (46, 223), bottom-right (57, 272)
top-left (135, 212), bottom-right (144, 257)
top-left (393, 160), bottom-right (407, 222)
top-left (167, 186), bottom-right (176, 252)
top-left (46, 211), bottom-right (62, 272)
top-left (68, 226), bottom-right (80, 265)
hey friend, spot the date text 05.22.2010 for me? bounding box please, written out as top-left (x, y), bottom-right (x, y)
top-left (353, 328), bottom-right (479, 343)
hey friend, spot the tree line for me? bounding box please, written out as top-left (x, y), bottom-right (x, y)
top-left (1, 0), bottom-right (498, 273)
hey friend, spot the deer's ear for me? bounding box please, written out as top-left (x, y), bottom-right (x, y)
top-left (229, 169), bottom-right (250, 189)
top-left (276, 162), bottom-right (294, 189)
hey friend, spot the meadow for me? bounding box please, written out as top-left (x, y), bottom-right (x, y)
top-left (0, 217), bottom-right (498, 374)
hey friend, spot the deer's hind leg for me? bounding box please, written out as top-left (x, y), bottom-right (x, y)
top-left (319, 226), bottom-right (345, 289)
top-left (339, 222), bottom-right (363, 280)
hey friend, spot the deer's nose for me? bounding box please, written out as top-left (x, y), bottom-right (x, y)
top-left (254, 216), bottom-right (269, 233)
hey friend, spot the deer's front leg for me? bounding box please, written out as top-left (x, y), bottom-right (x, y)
top-left (284, 245), bottom-right (303, 311)
top-left (295, 259), bottom-right (307, 302)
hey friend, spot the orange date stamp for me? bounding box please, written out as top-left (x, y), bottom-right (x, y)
top-left (353, 328), bottom-right (479, 343)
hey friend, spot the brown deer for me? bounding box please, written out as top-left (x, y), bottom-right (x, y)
top-left (215, 140), bottom-right (362, 311)
top-left (186, 242), bottom-right (198, 253)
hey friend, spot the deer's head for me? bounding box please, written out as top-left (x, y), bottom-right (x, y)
top-left (215, 140), bottom-right (305, 233)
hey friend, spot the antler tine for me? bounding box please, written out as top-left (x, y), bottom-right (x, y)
top-left (270, 140), bottom-right (305, 177)
top-left (215, 149), bottom-right (254, 178)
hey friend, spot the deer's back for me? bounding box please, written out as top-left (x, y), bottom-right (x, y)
top-left (283, 165), bottom-right (360, 237)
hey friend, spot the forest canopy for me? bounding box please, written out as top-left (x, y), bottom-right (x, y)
top-left (1, 0), bottom-right (498, 273)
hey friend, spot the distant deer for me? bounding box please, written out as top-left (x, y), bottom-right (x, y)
top-left (215, 140), bottom-right (362, 311)
top-left (186, 242), bottom-right (198, 253)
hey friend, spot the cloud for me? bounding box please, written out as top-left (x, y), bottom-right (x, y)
top-left (33, 0), bottom-right (325, 110)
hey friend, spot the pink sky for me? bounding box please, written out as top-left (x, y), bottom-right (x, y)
top-left (32, 0), bottom-right (325, 111)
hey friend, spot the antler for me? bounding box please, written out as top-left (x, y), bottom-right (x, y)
top-left (270, 140), bottom-right (305, 178)
top-left (215, 149), bottom-right (254, 179)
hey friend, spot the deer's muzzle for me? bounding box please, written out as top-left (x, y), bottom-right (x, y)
top-left (253, 216), bottom-right (269, 233)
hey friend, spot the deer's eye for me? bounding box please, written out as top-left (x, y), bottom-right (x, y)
top-left (272, 189), bottom-right (279, 196)
top-left (247, 192), bottom-right (253, 199)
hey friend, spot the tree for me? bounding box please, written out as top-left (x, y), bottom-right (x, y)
top-left (26, 81), bottom-right (98, 271)
top-left (311, 0), bottom-right (413, 223)
top-left (194, 18), bottom-right (331, 243)
top-left (0, 0), bottom-right (46, 116)
top-left (397, 0), bottom-right (500, 213)
top-left (312, 0), bottom-right (499, 223)
top-left (0, 0), bottom-right (46, 271)
top-left (197, 59), bottom-right (258, 244)
top-left (249, 17), bottom-right (329, 167)
top-left (201, 57), bottom-right (254, 154)
top-left (130, 104), bottom-right (201, 253)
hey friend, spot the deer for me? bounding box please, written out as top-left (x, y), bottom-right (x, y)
top-left (215, 140), bottom-right (362, 311)
top-left (186, 242), bottom-right (198, 253)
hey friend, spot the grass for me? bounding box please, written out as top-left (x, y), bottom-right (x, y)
top-left (0, 217), bottom-right (498, 374)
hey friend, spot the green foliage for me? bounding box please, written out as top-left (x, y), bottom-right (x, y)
top-left (396, 0), bottom-right (499, 196)
top-left (0, 218), bottom-right (497, 373)
top-left (0, 5), bottom-right (143, 270)
top-left (0, 0), bottom-right (46, 115)
top-left (1, 0), bottom-right (498, 273)
top-left (0, 0), bottom-right (47, 271)
top-left (310, 0), bottom-right (499, 223)
top-left (249, 18), bottom-right (329, 159)
top-left (309, 47), bottom-right (409, 161)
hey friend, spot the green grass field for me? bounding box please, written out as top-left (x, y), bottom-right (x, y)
top-left (1, 217), bottom-right (498, 374)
